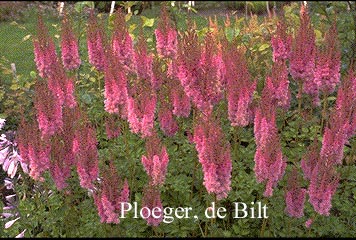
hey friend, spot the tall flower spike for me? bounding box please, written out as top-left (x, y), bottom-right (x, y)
top-left (271, 19), bottom-right (292, 62)
top-left (308, 160), bottom-right (339, 216)
top-left (254, 80), bottom-right (286, 197)
top-left (222, 38), bottom-right (256, 126)
top-left (133, 29), bottom-right (153, 82)
top-left (289, 5), bottom-right (317, 98)
top-left (158, 88), bottom-right (178, 136)
top-left (72, 110), bottom-right (99, 190)
top-left (103, 46), bottom-right (128, 114)
top-left (49, 106), bottom-right (77, 190)
top-left (93, 162), bottom-right (130, 224)
top-left (269, 60), bottom-right (291, 109)
top-left (60, 13), bottom-right (81, 70)
top-left (105, 114), bottom-right (121, 139)
top-left (141, 133), bottom-right (169, 186)
top-left (141, 186), bottom-right (163, 226)
top-left (155, 5), bottom-right (178, 59)
top-left (111, 10), bottom-right (134, 70)
top-left (301, 138), bottom-right (321, 181)
top-left (314, 22), bottom-right (341, 94)
top-left (87, 11), bottom-right (105, 71)
top-left (193, 115), bottom-right (232, 200)
top-left (285, 168), bottom-right (307, 218)
top-left (33, 15), bottom-right (58, 79)
top-left (16, 118), bottom-right (51, 181)
top-left (34, 80), bottom-right (63, 137)
top-left (177, 22), bottom-right (224, 116)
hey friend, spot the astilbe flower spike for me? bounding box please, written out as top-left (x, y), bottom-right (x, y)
top-left (177, 23), bottom-right (224, 116)
top-left (222, 38), bottom-right (256, 126)
top-left (254, 80), bottom-right (286, 197)
top-left (72, 110), bottom-right (99, 190)
top-left (33, 15), bottom-right (58, 79)
top-left (289, 5), bottom-right (318, 99)
top-left (111, 10), bottom-right (134, 70)
top-left (314, 22), bottom-right (341, 94)
top-left (141, 133), bottom-right (169, 186)
top-left (308, 160), bottom-right (339, 216)
top-left (49, 107), bottom-right (76, 190)
top-left (105, 115), bottom-right (121, 139)
top-left (87, 11), bottom-right (105, 71)
top-left (285, 168), bottom-right (307, 218)
top-left (301, 138), bottom-right (321, 180)
top-left (155, 5), bottom-right (178, 59)
top-left (158, 87), bottom-right (178, 136)
top-left (271, 19), bottom-right (292, 62)
top-left (93, 162), bottom-right (130, 224)
top-left (141, 185), bottom-right (163, 226)
top-left (103, 46), bottom-right (128, 115)
top-left (269, 60), bottom-right (291, 109)
top-left (193, 115), bottom-right (232, 200)
top-left (166, 58), bottom-right (191, 117)
top-left (16, 118), bottom-right (51, 181)
top-left (133, 30), bottom-right (154, 83)
top-left (34, 80), bottom-right (63, 137)
top-left (321, 70), bottom-right (356, 165)
top-left (60, 13), bottom-right (81, 70)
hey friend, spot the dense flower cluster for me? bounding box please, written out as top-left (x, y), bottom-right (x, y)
top-left (141, 133), bottom-right (169, 187)
top-left (87, 11), bottom-right (105, 71)
top-left (193, 115), bottom-right (232, 200)
top-left (60, 13), bottom-right (81, 70)
top-left (271, 20), bottom-right (292, 62)
top-left (285, 168), bottom-right (307, 218)
top-left (254, 79), bottom-right (286, 197)
top-left (94, 162), bottom-right (130, 224)
top-left (155, 6), bottom-right (178, 59)
top-left (177, 24), bottom-right (224, 116)
top-left (222, 38), bottom-right (256, 126)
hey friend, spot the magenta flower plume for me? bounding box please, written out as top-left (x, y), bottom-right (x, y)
top-left (49, 107), bottom-right (76, 190)
top-left (193, 115), bottom-right (232, 200)
top-left (308, 161), bottom-right (339, 216)
top-left (60, 13), bottom-right (81, 70)
top-left (285, 168), bottom-right (307, 218)
top-left (155, 5), bottom-right (178, 59)
top-left (111, 10), bottom-right (134, 70)
top-left (141, 133), bottom-right (169, 186)
top-left (254, 81), bottom-right (286, 197)
top-left (271, 20), bottom-right (292, 62)
top-left (16, 119), bottom-right (51, 181)
top-left (87, 11), bottom-right (105, 71)
top-left (133, 31), bottom-right (154, 82)
top-left (33, 15), bottom-right (58, 79)
top-left (222, 39), bottom-right (256, 126)
top-left (94, 162), bottom-right (130, 224)
top-left (141, 186), bottom-right (163, 226)
top-left (105, 115), bottom-right (121, 139)
top-left (103, 49), bottom-right (128, 115)
top-left (158, 91), bottom-right (178, 136)
top-left (269, 61), bottom-right (291, 109)
top-left (314, 22), bottom-right (341, 94)
top-left (72, 111), bottom-right (99, 190)
top-left (301, 138), bottom-right (321, 181)
top-left (289, 5), bottom-right (317, 99)
top-left (177, 25), bottom-right (224, 116)
top-left (34, 80), bottom-right (63, 137)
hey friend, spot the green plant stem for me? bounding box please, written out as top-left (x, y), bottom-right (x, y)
top-left (320, 92), bottom-right (328, 134)
top-left (297, 80), bottom-right (303, 133)
top-left (259, 198), bottom-right (269, 237)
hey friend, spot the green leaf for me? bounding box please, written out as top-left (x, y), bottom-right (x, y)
top-left (22, 34), bottom-right (31, 42)
top-left (30, 71), bottom-right (37, 78)
top-left (225, 27), bottom-right (234, 42)
top-left (258, 43), bottom-right (270, 52)
top-left (141, 16), bottom-right (155, 28)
